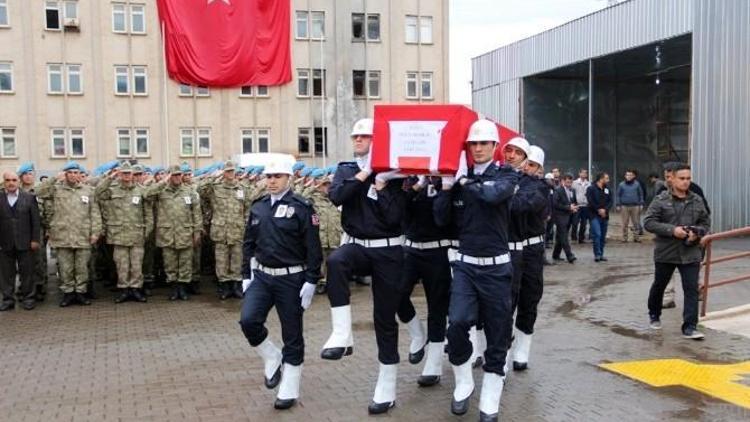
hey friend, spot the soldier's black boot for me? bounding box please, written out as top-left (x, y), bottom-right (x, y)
top-left (232, 281), bottom-right (243, 299)
top-left (178, 284), bottom-right (189, 301)
top-left (219, 282), bottom-right (232, 300)
top-left (59, 293), bottom-right (75, 307)
top-left (76, 292), bottom-right (92, 306)
top-left (114, 289), bottom-right (130, 303)
top-left (131, 288), bottom-right (147, 303)
top-left (169, 284), bottom-right (180, 301)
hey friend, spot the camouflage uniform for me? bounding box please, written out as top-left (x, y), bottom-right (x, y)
top-left (199, 163), bottom-right (252, 298)
top-left (37, 178), bottom-right (103, 295)
top-left (309, 185), bottom-right (341, 292)
top-left (144, 170), bottom-right (201, 298)
top-left (95, 173), bottom-right (152, 290)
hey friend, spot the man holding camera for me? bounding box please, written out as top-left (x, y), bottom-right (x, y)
top-left (643, 164), bottom-right (710, 340)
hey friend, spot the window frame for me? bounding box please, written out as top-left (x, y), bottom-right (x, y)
top-left (313, 127), bottom-right (328, 157)
top-left (45, 1), bottom-right (61, 31)
top-left (63, 0), bottom-right (78, 20)
top-left (421, 71), bottom-right (434, 99)
top-left (312, 69), bottom-right (326, 98)
top-left (405, 71), bottom-right (418, 99)
top-left (47, 63), bottom-right (64, 95)
top-left (351, 13), bottom-right (364, 42)
top-left (197, 127), bottom-right (212, 157)
top-left (179, 128), bottom-right (195, 157)
top-left (134, 127), bottom-right (149, 157)
top-left (178, 83), bottom-right (193, 97)
top-left (420, 16), bottom-right (434, 44)
top-left (0, 127), bottom-right (17, 158)
top-left (297, 128), bottom-right (312, 157)
top-left (0, 0), bottom-right (10, 28)
top-left (297, 69), bottom-right (310, 97)
top-left (50, 128), bottom-right (67, 158)
top-left (130, 3), bottom-right (145, 34)
top-left (131, 66), bottom-right (148, 96)
top-left (116, 127), bottom-right (132, 157)
top-left (310, 11), bottom-right (325, 40)
top-left (69, 128), bottom-right (85, 158)
top-left (239, 86), bottom-right (254, 97)
top-left (195, 86), bottom-right (210, 97)
top-left (368, 70), bottom-right (381, 99)
top-left (0, 62), bottom-right (13, 93)
top-left (111, 3), bottom-right (126, 33)
top-left (240, 128), bottom-right (255, 154)
top-left (405, 15), bottom-right (418, 44)
top-left (352, 70), bottom-right (366, 98)
top-left (366, 14), bottom-right (380, 41)
top-left (256, 128), bottom-right (270, 152)
top-left (295, 10), bottom-right (308, 40)
top-left (114, 66), bottom-right (130, 95)
top-left (66, 63), bottom-right (83, 95)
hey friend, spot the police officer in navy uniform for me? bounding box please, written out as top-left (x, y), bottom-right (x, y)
top-left (508, 145), bottom-right (550, 372)
top-left (397, 175), bottom-right (456, 386)
top-left (321, 118), bottom-right (408, 414)
top-left (434, 119), bottom-right (520, 422)
top-left (238, 155), bottom-right (322, 410)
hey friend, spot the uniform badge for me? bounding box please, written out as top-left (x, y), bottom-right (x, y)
top-left (311, 214), bottom-right (320, 226)
top-left (427, 185), bottom-right (437, 198)
top-left (132, 196), bottom-right (141, 205)
top-left (514, 185), bottom-right (520, 194)
top-left (274, 204), bottom-right (288, 218)
top-left (81, 195), bottom-right (89, 204)
top-left (604, 188), bottom-right (610, 195)
top-left (183, 196), bottom-right (192, 205)
top-left (483, 181), bottom-right (495, 186)
top-left (285, 206), bottom-right (295, 218)
top-left (251, 218), bottom-right (259, 226)
top-left (236, 190), bottom-right (244, 199)
top-left (367, 184), bottom-right (378, 201)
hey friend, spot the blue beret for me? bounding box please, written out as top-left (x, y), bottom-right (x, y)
top-left (62, 161), bottom-right (81, 172)
top-left (292, 161), bottom-right (306, 172)
top-left (17, 162), bottom-right (35, 175)
top-left (311, 169), bottom-right (327, 179)
top-left (300, 167), bottom-right (314, 177)
top-left (254, 166), bottom-right (265, 175)
top-left (326, 165), bottom-right (337, 174)
top-left (180, 162), bottom-right (192, 173)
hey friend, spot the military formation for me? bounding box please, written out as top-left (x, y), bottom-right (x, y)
top-left (2, 158), bottom-right (341, 307)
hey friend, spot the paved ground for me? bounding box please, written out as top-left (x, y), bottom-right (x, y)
top-left (2, 238), bottom-right (750, 422)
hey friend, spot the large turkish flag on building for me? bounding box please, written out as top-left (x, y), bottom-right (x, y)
top-left (157, 0), bottom-right (291, 87)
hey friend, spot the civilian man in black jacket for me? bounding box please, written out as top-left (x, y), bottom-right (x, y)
top-left (551, 174), bottom-right (578, 263)
top-left (0, 171), bottom-right (41, 311)
top-left (586, 172), bottom-right (613, 262)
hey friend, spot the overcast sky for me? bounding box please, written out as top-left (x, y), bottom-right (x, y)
top-left (449, 0), bottom-right (613, 104)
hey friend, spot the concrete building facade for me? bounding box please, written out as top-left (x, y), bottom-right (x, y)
top-left (0, 0), bottom-right (450, 172)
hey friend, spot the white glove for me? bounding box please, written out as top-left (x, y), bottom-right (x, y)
top-left (441, 176), bottom-right (456, 189)
top-left (415, 175), bottom-right (427, 187)
top-left (375, 169), bottom-right (401, 183)
top-left (357, 152), bottom-right (373, 175)
top-left (300, 282), bottom-right (316, 310)
top-left (242, 277), bottom-right (253, 293)
top-left (456, 151), bottom-right (468, 180)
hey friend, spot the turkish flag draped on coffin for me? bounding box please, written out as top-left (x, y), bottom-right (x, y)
top-left (156, 0), bottom-right (291, 87)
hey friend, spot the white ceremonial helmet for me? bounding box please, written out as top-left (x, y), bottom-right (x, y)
top-left (505, 136), bottom-right (531, 156)
top-left (351, 118), bottom-right (374, 137)
top-left (527, 145), bottom-right (545, 167)
top-left (466, 119), bottom-right (500, 143)
top-left (263, 154), bottom-right (296, 175)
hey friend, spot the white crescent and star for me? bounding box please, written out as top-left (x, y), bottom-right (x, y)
top-left (207, 0), bottom-right (230, 5)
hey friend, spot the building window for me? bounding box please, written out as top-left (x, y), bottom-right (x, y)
top-left (311, 11), bottom-right (325, 39)
top-left (297, 69), bottom-right (309, 97)
top-left (180, 128), bottom-right (194, 156)
top-left (132, 66), bottom-right (147, 95)
top-left (421, 72), bottom-right (433, 98)
top-left (117, 128), bottom-right (131, 156)
top-left (114, 66), bottom-right (129, 94)
top-left (240, 86), bottom-right (269, 98)
top-left (67, 64), bottom-right (82, 94)
top-left (112, 4), bottom-right (126, 32)
top-left (406, 72), bottom-right (418, 99)
top-left (130, 4), bottom-right (145, 33)
top-left (352, 14), bottom-right (364, 41)
top-left (405, 15), bottom-right (418, 43)
top-left (45, 1), bottom-right (61, 30)
top-left (241, 128), bottom-right (271, 154)
top-left (420, 16), bottom-right (433, 44)
top-left (197, 128), bottom-right (211, 156)
top-left (63, 1), bottom-right (78, 20)
top-left (0, 62), bottom-right (12, 93)
top-left (353, 70), bottom-right (380, 99)
top-left (368, 71), bottom-right (381, 98)
top-left (1, 127), bottom-right (16, 158)
top-left (312, 69), bottom-right (325, 97)
top-left (48, 64), bottom-right (64, 94)
top-left (353, 71), bottom-right (366, 98)
top-left (135, 128), bottom-right (149, 156)
top-left (0, 0), bottom-right (9, 27)
top-left (295, 11), bottom-right (308, 39)
top-left (178, 83), bottom-right (193, 96)
top-left (195, 86), bottom-right (209, 97)
top-left (240, 86), bottom-right (253, 97)
top-left (297, 128), bottom-right (311, 156)
top-left (51, 128), bottom-right (84, 158)
top-left (256, 86), bottom-right (268, 97)
top-left (367, 14), bottom-right (380, 41)
top-left (241, 129), bottom-right (254, 153)
top-left (314, 127), bottom-right (327, 157)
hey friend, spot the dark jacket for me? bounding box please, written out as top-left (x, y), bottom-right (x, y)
top-left (643, 190), bottom-right (711, 264)
top-left (552, 185), bottom-right (576, 222)
top-left (655, 182), bottom-right (711, 215)
top-left (586, 183), bottom-right (613, 220)
top-left (0, 190), bottom-right (41, 251)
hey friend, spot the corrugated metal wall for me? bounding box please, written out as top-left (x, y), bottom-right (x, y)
top-left (472, 0), bottom-right (693, 89)
top-left (472, 80), bottom-right (521, 130)
top-left (691, 0), bottom-right (750, 230)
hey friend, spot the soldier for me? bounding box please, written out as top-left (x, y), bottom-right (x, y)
top-left (181, 162), bottom-right (204, 294)
top-left (18, 162), bottom-right (49, 302)
top-left (307, 168), bottom-right (341, 295)
top-left (37, 161), bottom-right (103, 307)
top-left (95, 163), bottom-right (152, 303)
top-left (199, 161), bottom-right (251, 299)
top-left (144, 165), bottom-right (202, 301)
top-left (434, 119), bottom-right (520, 421)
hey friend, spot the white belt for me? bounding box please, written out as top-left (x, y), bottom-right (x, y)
top-left (448, 250), bottom-right (511, 266)
top-left (508, 241), bottom-right (524, 251)
top-left (404, 239), bottom-right (456, 250)
top-left (509, 235), bottom-right (544, 251)
top-left (341, 233), bottom-right (404, 248)
top-left (257, 264), bottom-right (306, 276)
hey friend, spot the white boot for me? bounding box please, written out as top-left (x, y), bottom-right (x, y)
top-left (450, 360), bottom-right (475, 415)
top-left (368, 363), bottom-right (397, 414)
top-left (418, 342), bottom-right (444, 386)
top-left (321, 305), bottom-right (354, 359)
top-left (470, 327), bottom-right (487, 368)
top-left (478, 372), bottom-right (505, 418)
top-left (274, 363), bottom-right (302, 409)
top-left (512, 328), bottom-right (533, 370)
top-left (406, 316), bottom-right (427, 363)
top-left (256, 338), bottom-right (282, 388)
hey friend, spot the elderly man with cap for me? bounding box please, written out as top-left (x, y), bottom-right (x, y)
top-left (95, 162), bottom-right (152, 303)
top-left (199, 160), bottom-right (252, 299)
top-left (17, 162), bottom-right (49, 301)
top-left (508, 145), bottom-right (552, 373)
top-left (144, 164), bottom-right (202, 301)
top-left (434, 119), bottom-right (520, 421)
top-left (239, 154), bottom-right (322, 410)
top-left (36, 161), bottom-right (103, 307)
top-left (322, 117), bottom-right (411, 414)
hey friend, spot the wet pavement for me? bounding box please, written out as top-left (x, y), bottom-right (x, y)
top-left (1, 239), bottom-right (750, 422)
